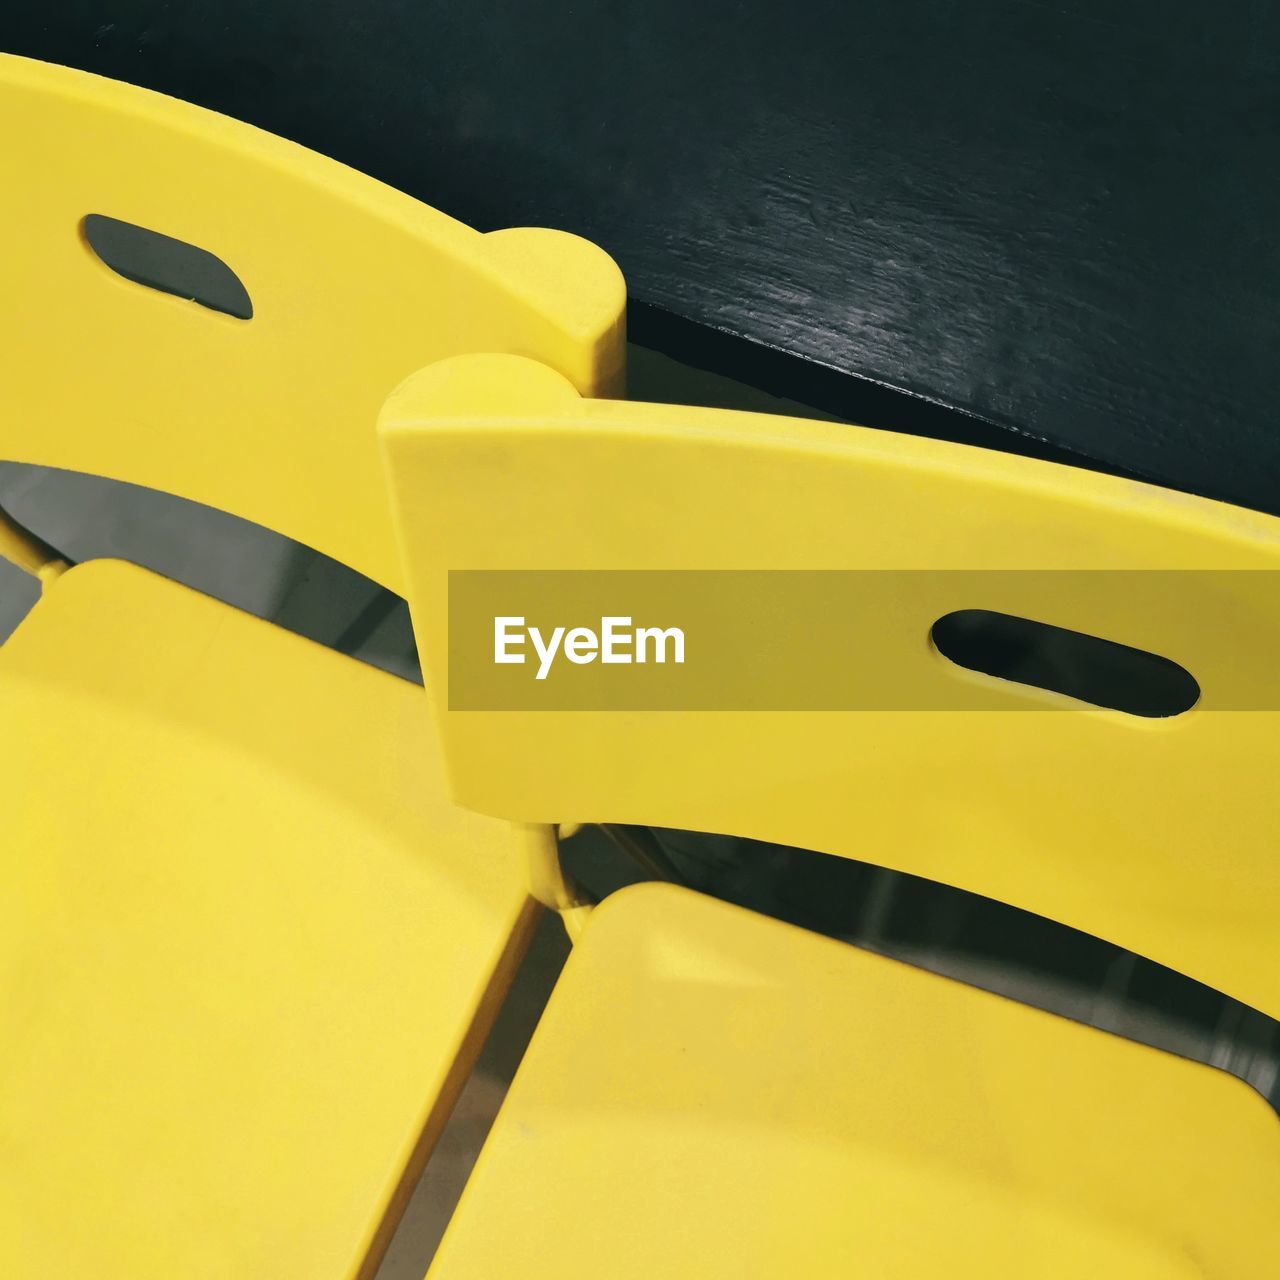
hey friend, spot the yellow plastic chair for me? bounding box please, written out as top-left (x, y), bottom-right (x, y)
top-left (382, 355), bottom-right (1280, 1019)
top-left (5, 49), bottom-right (1277, 1280)
top-left (0, 56), bottom-right (621, 1278)
top-left (380, 355), bottom-right (1280, 1278)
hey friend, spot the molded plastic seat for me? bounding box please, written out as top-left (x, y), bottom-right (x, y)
top-left (0, 560), bottom-right (538, 1277)
top-left (429, 883), bottom-right (1280, 1279)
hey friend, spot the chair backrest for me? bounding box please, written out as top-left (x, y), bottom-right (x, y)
top-left (0, 55), bottom-right (624, 592)
top-left (381, 353), bottom-right (1280, 1020)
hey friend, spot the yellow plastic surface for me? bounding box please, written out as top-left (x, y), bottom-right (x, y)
top-left (430, 883), bottom-right (1280, 1280)
top-left (0, 559), bottom-right (540, 1278)
top-left (0, 54), bottom-right (624, 591)
top-left (0, 503), bottom-right (66, 585)
top-left (381, 355), bottom-right (1280, 1017)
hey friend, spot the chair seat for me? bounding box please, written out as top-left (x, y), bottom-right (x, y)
top-left (430, 883), bottom-right (1280, 1279)
top-left (0, 559), bottom-right (535, 1278)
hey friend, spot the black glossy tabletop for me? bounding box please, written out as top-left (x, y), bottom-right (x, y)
top-left (7, 2), bottom-right (1278, 512)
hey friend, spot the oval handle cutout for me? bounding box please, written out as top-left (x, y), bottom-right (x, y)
top-left (931, 609), bottom-right (1199, 717)
top-left (83, 214), bottom-right (253, 319)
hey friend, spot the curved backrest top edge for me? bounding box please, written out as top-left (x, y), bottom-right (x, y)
top-left (380, 354), bottom-right (1280, 564)
top-left (0, 53), bottom-right (626, 355)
